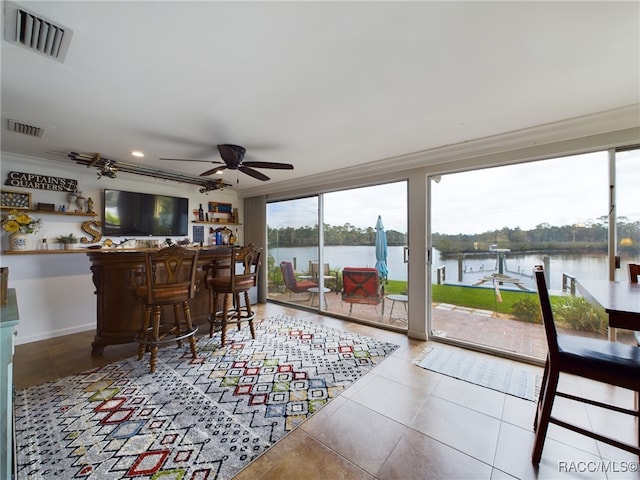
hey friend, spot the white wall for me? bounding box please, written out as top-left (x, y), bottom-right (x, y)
top-left (0, 153), bottom-right (240, 345)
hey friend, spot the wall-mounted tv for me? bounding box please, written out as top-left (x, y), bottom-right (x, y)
top-left (103, 189), bottom-right (189, 237)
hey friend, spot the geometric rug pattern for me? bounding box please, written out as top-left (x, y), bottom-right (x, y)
top-left (14, 315), bottom-right (398, 479)
top-left (414, 346), bottom-right (541, 402)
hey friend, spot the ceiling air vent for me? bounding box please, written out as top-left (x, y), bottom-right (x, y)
top-left (3, 2), bottom-right (73, 62)
top-left (8, 119), bottom-right (44, 138)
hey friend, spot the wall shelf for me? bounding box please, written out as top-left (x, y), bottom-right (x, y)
top-left (3, 249), bottom-right (92, 255)
top-left (191, 221), bottom-right (242, 225)
top-left (0, 208), bottom-right (97, 217)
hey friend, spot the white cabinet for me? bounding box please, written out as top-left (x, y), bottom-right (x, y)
top-left (1, 288), bottom-right (19, 479)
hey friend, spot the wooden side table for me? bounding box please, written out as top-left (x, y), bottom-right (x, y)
top-left (1, 288), bottom-right (19, 479)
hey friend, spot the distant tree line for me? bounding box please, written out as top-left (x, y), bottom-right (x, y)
top-left (433, 217), bottom-right (638, 255)
top-left (268, 217), bottom-right (639, 254)
top-left (268, 223), bottom-right (407, 247)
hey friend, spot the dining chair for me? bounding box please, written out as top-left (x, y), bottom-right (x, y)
top-left (630, 263), bottom-right (639, 283)
top-left (532, 265), bottom-right (640, 464)
top-left (134, 245), bottom-right (200, 373)
top-left (630, 264), bottom-right (640, 361)
top-left (206, 244), bottom-right (262, 346)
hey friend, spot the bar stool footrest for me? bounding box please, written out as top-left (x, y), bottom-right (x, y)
top-left (136, 325), bottom-right (198, 346)
top-left (209, 309), bottom-right (256, 321)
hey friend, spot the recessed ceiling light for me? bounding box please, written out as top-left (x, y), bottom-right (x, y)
top-left (131, 151), bottom-right (144, 157)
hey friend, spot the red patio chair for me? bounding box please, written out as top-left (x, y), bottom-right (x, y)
top-left (341, 267), bottom-right (385, 315)
top-left (280, 261), bottom-right (318, 298)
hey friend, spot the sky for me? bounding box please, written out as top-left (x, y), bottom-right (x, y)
top-left (267, 150), bottom-right (639, 235)
top-left (267, 182), bottom-right (408, 232)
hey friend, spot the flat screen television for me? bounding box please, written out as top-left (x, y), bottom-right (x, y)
top-left (103, 189), bottom-right (189, 237)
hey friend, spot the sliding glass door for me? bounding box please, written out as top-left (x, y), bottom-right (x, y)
top-left (322, 182), bottom-right (408, 326)
top-left (266, 182), bottom-right (408, 329)
top-left (429, 152), bottom-right (625, 360)
top-left (616, 147), bottom-right (640, 279)
top-left (266, 196), bottom-right (319, 306)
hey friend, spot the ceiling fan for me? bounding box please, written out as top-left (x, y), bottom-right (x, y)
top-left (160, 144), bottom-right (294, 181)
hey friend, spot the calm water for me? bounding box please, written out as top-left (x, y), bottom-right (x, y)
top-left (270, 245), bottom-right (405, 278)
top-left (269, 246), bottom-right (635, 291)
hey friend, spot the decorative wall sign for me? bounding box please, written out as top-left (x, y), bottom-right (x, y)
top-left (4, 171), bottom-right (78, 192)
top-left (0, 190), bottom-right (31, 209)
top-left (193, 225), bottom-right (204, 244)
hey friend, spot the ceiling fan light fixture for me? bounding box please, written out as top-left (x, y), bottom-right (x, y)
top-left (159, 143), bottom-right (294, 181)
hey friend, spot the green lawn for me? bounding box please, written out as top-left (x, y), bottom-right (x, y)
top-left (431, 283), bottom-right (538, 313)
top-left (384, 279), bottom-right (539, 313)
top-left (384, 279), bottom-right (408, 295)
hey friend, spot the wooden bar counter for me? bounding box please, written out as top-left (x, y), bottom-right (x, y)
top-left (87, 246), bottom-right (232, 355)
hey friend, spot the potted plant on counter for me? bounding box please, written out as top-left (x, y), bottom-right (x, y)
top-left (57, 233), bottom-right (79, 250)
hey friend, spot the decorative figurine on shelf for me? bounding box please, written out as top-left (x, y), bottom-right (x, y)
top-left (66, 191), bottom-right (77, 211)
top-left (221, 227), bottom-right (231, 245)
top-left (75, 191), bottom-right (86, 213)
top-left (86, 197), bottom-right (94, 214)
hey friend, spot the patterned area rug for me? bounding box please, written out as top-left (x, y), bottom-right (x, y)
top-left (414, 347), bottom-right (542, 401)
top-left (14, 315), bottom-right (398, 479)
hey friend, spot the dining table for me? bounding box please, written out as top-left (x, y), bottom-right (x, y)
top-left (575, 278), bottom-right (640, 341)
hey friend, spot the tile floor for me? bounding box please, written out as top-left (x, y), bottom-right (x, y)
top-left (13, 302), bottom-right (639, 479)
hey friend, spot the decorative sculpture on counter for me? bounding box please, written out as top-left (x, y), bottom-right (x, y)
top-left (80, 220), bottom-right (102, 244)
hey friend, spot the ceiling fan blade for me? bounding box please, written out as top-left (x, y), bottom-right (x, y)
top-left (159, 157), bottom-right (224, 164)
top-left (239, 165), bottom-right (270, 181)
top-left (200, 166), bottom-right (227, 177)
top-left (242, 161), bottom-right (294, 170)
top-left (217, 144), bottom-right (246, 167)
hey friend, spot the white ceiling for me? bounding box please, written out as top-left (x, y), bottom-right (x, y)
top-left (2, 1), bottom-right (639, 196)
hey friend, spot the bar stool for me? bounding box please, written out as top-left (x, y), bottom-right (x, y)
top-left (134, 245), bottom-right (200, 373)
top-left (205, 244), bottom-right (262, 346)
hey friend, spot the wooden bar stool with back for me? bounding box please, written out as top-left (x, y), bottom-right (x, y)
top-left (205, 243), bottom-right (262, 347)
top-left (133, 245), bottom-right (200, 373)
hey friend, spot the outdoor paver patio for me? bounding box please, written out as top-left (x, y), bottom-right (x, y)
top-left (270, 288), bottom-right (636, 361)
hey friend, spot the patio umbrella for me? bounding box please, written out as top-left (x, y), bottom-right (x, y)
top-left (375, 215), bottom-right (388, 281)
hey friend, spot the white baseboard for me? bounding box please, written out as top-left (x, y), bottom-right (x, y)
top-left (15, 324), bottom-right (95, 346)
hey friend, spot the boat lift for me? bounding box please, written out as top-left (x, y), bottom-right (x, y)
top-left (449, 246), bottom-right (530, 290)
